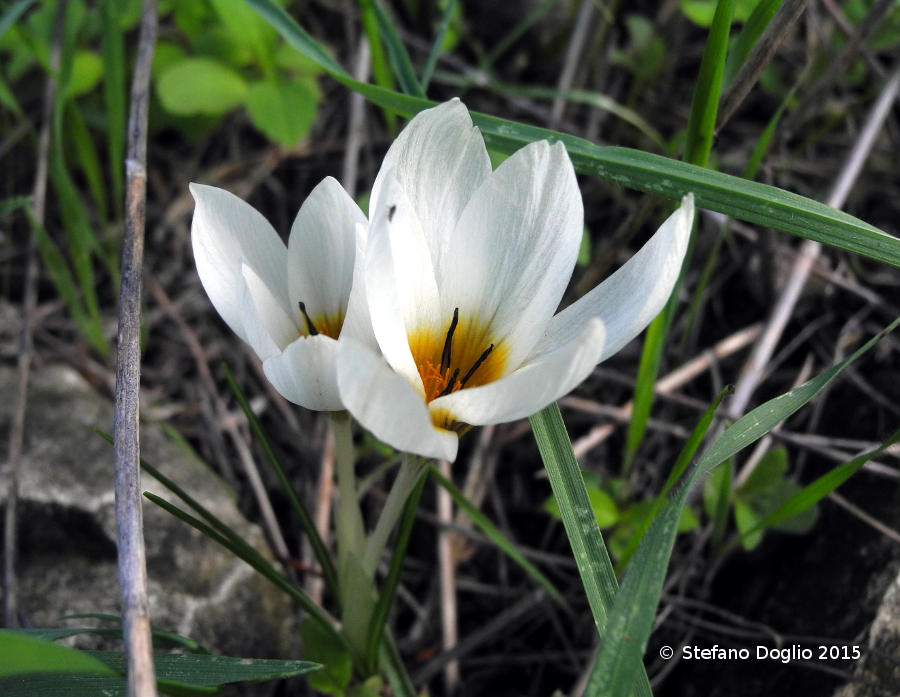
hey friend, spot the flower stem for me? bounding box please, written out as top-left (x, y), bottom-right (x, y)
top-left (331, 412), bottom-right (365, 571)
top-left (362, 454), bottom-right (427, 577)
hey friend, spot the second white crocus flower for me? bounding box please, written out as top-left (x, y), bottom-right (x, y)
top-left (190, 178), bottom-right (368, 411)
top-left (337, 100), bottom-right (695, 462)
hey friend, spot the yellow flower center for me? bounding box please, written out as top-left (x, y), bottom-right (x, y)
top-left (298, 301), bottom-right (344, 340)
top-left (408, 308), bottom-right (508, 405)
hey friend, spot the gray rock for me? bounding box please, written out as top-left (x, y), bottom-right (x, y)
top-left (0, 363), bottom-right (300, 662)
top-left (833, 567), bottom-right (900, 697)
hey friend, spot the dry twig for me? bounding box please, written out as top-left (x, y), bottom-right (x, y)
top-left (4, 0), bottom-right (66, 629)
top-left (113, 1), bottom-right (158, 695)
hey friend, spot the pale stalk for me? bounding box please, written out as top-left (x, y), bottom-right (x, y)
top-left (362, 454), bottom-right (427, 577)
top-left (331, 411), bottom-right (366, 571)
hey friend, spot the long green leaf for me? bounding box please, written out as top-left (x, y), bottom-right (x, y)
top-left (730, 428), bottom-right (900, 545)
top-left (0, 0), bottom-right (35, 40)
top-left (529, 403), bottom-right (653, 697)
top-left (143, 491), bottom-right (354, 663)
top-left (222, 364), bottom-right (340, 602)
top-left (684, 0), bottom-right (734, 167)
top-left (100, 0), bottom-right (126, 219)
top-left (365, 469), bottom-right (427, 672)
top-left (586, 318), bottom-right (899, 696)
top-left (369, 0), bottom-right (425, 97)
top-left (429, 465), bottom-right (566, 606)
top-left (616, 386), bottom-right (732, 571)
top-left (246, 0), bottom-right (900, 267)
top-left (89, 652), bottom-right (320, 686)
top-left (723, 0), bottom-right (783, 87)
top-left (420, 0), bottom-right (455, 91)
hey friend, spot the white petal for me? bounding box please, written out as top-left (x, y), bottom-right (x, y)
top-left (190, 183), bottom-right (289, 347)
top-left (370, 99), bottom-right (491, 274)
top-left (439, 140), bottom-right (583, 369)
top-left (433, 319), bottom-right (605, 425)
top-left (338, 338), bottom-right (458, 461)
top-left (241, 263), bottom-right (298, 358)
top-left (339, 222), bottom-right (379, 351)
top-left (287, 177), bottom-right (364, 325)
top-left (262, 335), bottom-right (342, 411)
top-left (531, 193), bottom-right (694, 363)
top-left (365, 175), bottom-right (442, 392)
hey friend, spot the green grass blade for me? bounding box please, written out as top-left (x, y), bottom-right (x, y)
top-left (480, 0), bottom-right (558, 69)
top-left (67, 103), bottom-right (108, 227)
top-left (221, 364), bottom-right (340, 602)
top-left (684, 0), bottom-right (734, 167)
top-left (246, 0), bottom-right (900, 267)
top-left (429, 465), bottom-right (566, 606)
top-left (586, 319), bottom-right (899, 696)
top-left (420, 0), bottom-right (455, 91)
top-left (623, 301), bottom-right (671, 475)
top-left (365, 469), bottom-right (427, 672)
top-left (100, 0), bottom-right (126, 219)
top-left (28, 209), bottom-right (106, 354)
top-left (358, 0), bottom-right (397, 131)
top-left (616, 386), bottom-right (732, 571)
top-left (731, 428), bottom-right (900, 545)
top-left (143, 492), bottom-right (351, 658)
top-left (723, 0), bottom-right (782, 87)
top-left (369, 0), bottom-right (425, 97)
top-left (529, 403), bottom-right (653, 697)
top-left (0, 0), bottom-right (36, 40)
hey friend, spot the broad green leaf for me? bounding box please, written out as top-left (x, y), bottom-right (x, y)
top-left (529, 403), bottom-right (653, 697)
top-left (209, 0), bottom-right (276, 75)
top-left (246, 77), bottom-right (319, 146)
top-left (737, 447), bottom-right (787, 496)
top-left (0, 631), bottom-right (117, 677)
top-left (585, 318), bottom-right (898, 696)
top-left (734, 429), bottom-right (900, 542)
top-left (63, 50), bottom-right (103, 99)
top-left (734, 498), bottom-right (765, 549)
top-left (545, 480), bottom-right (619, 528)
top-left (91, 652), bottom-right (319, 686)
top-left (681, 0), bottom-right (761, 26)
top-left (610, 15), bottom-right (665, 83)
top-left (300, 619), bottom-right (353, 695)
top-left (247, 0), bottom-right (900, 267)
top-left (432, 466), bottom-right (566, 605)
top-left (156, 57), bottom-right (247, 116)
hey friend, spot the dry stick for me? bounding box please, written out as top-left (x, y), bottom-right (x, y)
top-left (548, 0), bottom-right (594, 129)
top-left (436, 459), bottom-right (459, 694)
top-left (787, 0), bottom-right (896, 129)
top-left (570, 323), bottom-right (763, 458)
top-left (726, 66), bottom-right (900, 424)
top-left (3, 0), bottom-right (66, 630)
top-left (114, 1), bottom-right (158, 695)
top-left (717, 0), bottom-right (808, 132)
top-left (342, 36), bottom-right (371, 200)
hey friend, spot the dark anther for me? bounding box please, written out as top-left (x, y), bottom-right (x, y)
top-left (298, 301), bottom-right (319, 336)
top-left (460, 344), bottom-right (494, 388)
top-left (440, 308), bottom-right (459, 373)
top-left (437, 368), bottom-right (460, 398)
top-left (387, 204), bottom-right (397, 222)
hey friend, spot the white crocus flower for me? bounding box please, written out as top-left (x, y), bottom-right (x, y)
top-left (190, 177), bottom-right (369, 411)
top-left (337, 100), bottom-right (694, 462)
